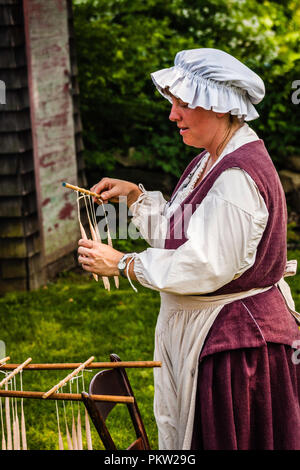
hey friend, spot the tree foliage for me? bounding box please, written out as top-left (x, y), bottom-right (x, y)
top-left (73, 0), bottom-right (300, 177)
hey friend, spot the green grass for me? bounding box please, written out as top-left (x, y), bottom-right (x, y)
top-left (0, 272), bottom-right (160, 450)
top-left (285, 250), bottom-right (300, 311)
top-left (0, 249), bottom-right (299, 451)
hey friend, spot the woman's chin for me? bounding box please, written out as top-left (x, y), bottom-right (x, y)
top-left (182, 135), bottom-right (203, 148)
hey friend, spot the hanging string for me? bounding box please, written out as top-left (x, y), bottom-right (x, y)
top-left (91, 196), bottom-right (113, 290)
top-left (11, 377), bottom-right (16, 449)
top-left (63, 181), bottom-right (121, 290)
top-left (13, 376), bottom-right (20, 450)
top-left (77, 193), bottom-right (112, 290)
top-left (0, 370), bottom-right (6, 450)
top-left (55, 398), bottom-right (64, 450)
top-left (0, 395), bottom-right (6, 450)
top-left (79, 191), bottom-right (119, 290)
top-left (77, 194), bottom-right (98, 283)
top-left (88, 195), bottom-right (98, 235)
top-left (75, 376), bottom-right (83, 450)
top-left (88, 193), bottom-right (119, 288)
top-left (94, 196), bottom-right (119, 289)
top-left (82, 370), bottom-right (93, 450)
top-left (83, 195), bottom-right (106, 287)
top-left (69, 381), bottom-right (78, 450)
top-left (62, 398), bottom-right (73, 450)
top-left (4, 380), bottom-right (12, 450)
top-left (19, 371), bottom-right (27, 450)
top-left (83, 194), bottom-right (98, 242)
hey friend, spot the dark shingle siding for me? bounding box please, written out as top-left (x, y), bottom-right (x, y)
top-left (0, 0), bottom-right (40, 292)
top-left (0, 0), bottom-right (87, 292)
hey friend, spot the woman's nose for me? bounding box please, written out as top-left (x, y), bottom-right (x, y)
top-left (169, 103), bottom-right (181, 122)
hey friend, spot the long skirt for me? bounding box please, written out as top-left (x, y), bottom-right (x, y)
top-left (191, 343), bottom-right (300, 450)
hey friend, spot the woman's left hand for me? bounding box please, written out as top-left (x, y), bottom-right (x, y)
top-left (78, 239), bottom-right (123, 276)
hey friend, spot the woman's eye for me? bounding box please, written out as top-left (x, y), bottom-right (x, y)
top-left (179, 102), bottom-right (188, 108)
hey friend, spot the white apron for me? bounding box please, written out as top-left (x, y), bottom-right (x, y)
top-left (153, 261), bottom-right (299, 450)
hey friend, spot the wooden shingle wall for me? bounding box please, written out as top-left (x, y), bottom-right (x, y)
top-left (0, 0), bottom-right (43, 293)
top-left (0, 0), bottom-right (87, 293)
top-left (45, 0), bottom-right (87, 279)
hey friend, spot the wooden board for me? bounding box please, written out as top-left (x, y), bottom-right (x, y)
top-left (23, 0), bottom-right (80, 265)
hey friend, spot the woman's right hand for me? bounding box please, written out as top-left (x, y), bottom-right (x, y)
top-left (90, 178), bottom-right (142, 207)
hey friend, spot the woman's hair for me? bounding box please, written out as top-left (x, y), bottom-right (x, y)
top-left (216, 114), bottom-right (244, 157)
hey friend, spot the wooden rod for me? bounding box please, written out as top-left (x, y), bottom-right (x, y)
top-left (0, 357), bottom-right (32, 388)
top-left (0, 390), bottom-right (134, 404)
top-left (62, 182), bottom-right (102, 200)
top-left (0, 361), bottom-right (162, 371)
top-left (0, 356), bottom-right (10, 367)
top-left (43, 356), bottom-right (95, 399)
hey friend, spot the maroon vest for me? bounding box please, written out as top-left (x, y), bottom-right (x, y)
top-left (164, 139), bottom-right (287, 295)
top-left (164, 139), bottom-right (300, 352)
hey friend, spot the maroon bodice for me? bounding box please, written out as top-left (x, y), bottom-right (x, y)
top-left (164, 140), bottom-right (287, 294)
top-left (164, 139), bottom-right (299, 354)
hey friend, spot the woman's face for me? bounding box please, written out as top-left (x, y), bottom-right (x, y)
top-left (168, 95), bottom-right (221, 149)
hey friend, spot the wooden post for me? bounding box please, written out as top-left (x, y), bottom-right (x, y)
top-left (0, 390), bottom-right (134, 404)
top-left (42, 356), bottom-right (95, 398)
top-left (0, 357), bottom-right (32, 388)
top-left (23, 0), bottom-right (80, 267)
top-left (0, 361), bottom-right (162, 371)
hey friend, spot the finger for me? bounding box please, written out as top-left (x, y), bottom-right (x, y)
top-left (78, 246), bottom-right (92, 256)
top-left (91, 178), bottom-right (111, 196)
top-left (78, 238), bottom-right (93, 248)
top-left (81, 263), bottom-right (94, 272)
top-left (92, 179), bottom-right (121, 203)
top-left (78, 255), bottom-right (92, 265)
top-left (99, 185), bottom-right (120, 202)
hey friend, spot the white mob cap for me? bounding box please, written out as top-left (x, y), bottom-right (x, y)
top-left (151, 48), bottom-right (265, 121)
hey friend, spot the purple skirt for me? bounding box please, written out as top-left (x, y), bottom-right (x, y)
top-left (191, 343), bottom-right (300, 450)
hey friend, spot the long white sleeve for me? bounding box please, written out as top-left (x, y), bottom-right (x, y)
top-left (130, 124), bottom-right (260, 251)
top-left (133, 168), bottom-right (269, 295)
top-left (130, 187), bottom-right (169, 248)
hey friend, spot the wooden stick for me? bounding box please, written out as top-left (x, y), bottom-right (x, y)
top-left (42, 357), bottom-right (95, 399)
top-left (0, 390), bottom-right (134, 404)
top-left (0, 361), bottom-right (161, 371)
top-left (62, 182), bottom-right (102, 200)
top-left (0, 358), bottom-right (32, 388)
top-left (0, 357), bottom-right (10, 367)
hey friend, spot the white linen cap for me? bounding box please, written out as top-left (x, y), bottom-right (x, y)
top-left (151, 48), bottom-right (265, 121)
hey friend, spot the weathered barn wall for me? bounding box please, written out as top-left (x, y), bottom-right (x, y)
top-left (23, 0), bottom-right (80, 265)
top-left (0, 0), bottom-right (43, 292)
top-left (0, 0), bottom-right (86, 293)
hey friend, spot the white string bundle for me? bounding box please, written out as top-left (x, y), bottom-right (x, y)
top-left (12, 376), bottom-right (20, 450)
top-left (55, 371), bottom-right (93, 450)
top-left (5, 383), bottom-right (11, 450)
top-left (55, 400), bottom-right (64, 450)
top-left (82, 372), bottom-right (93, 450)
top-left (0, 369), bottom-right (27, 450)
top-left (77, 193), bottom-right (119, 290)
top-left (0, 358), bottom-right (94, 451)
top-left (0, 392), bottom-right (6, 450)
top-left (20, 372), bottom-right (27, 450)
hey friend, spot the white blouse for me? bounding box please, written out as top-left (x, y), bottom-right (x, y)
top-left (130, 123), bottom-right (269, 295)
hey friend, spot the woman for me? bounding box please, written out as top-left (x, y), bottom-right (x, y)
top-left (78, 48), bottom-right (300, 450)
